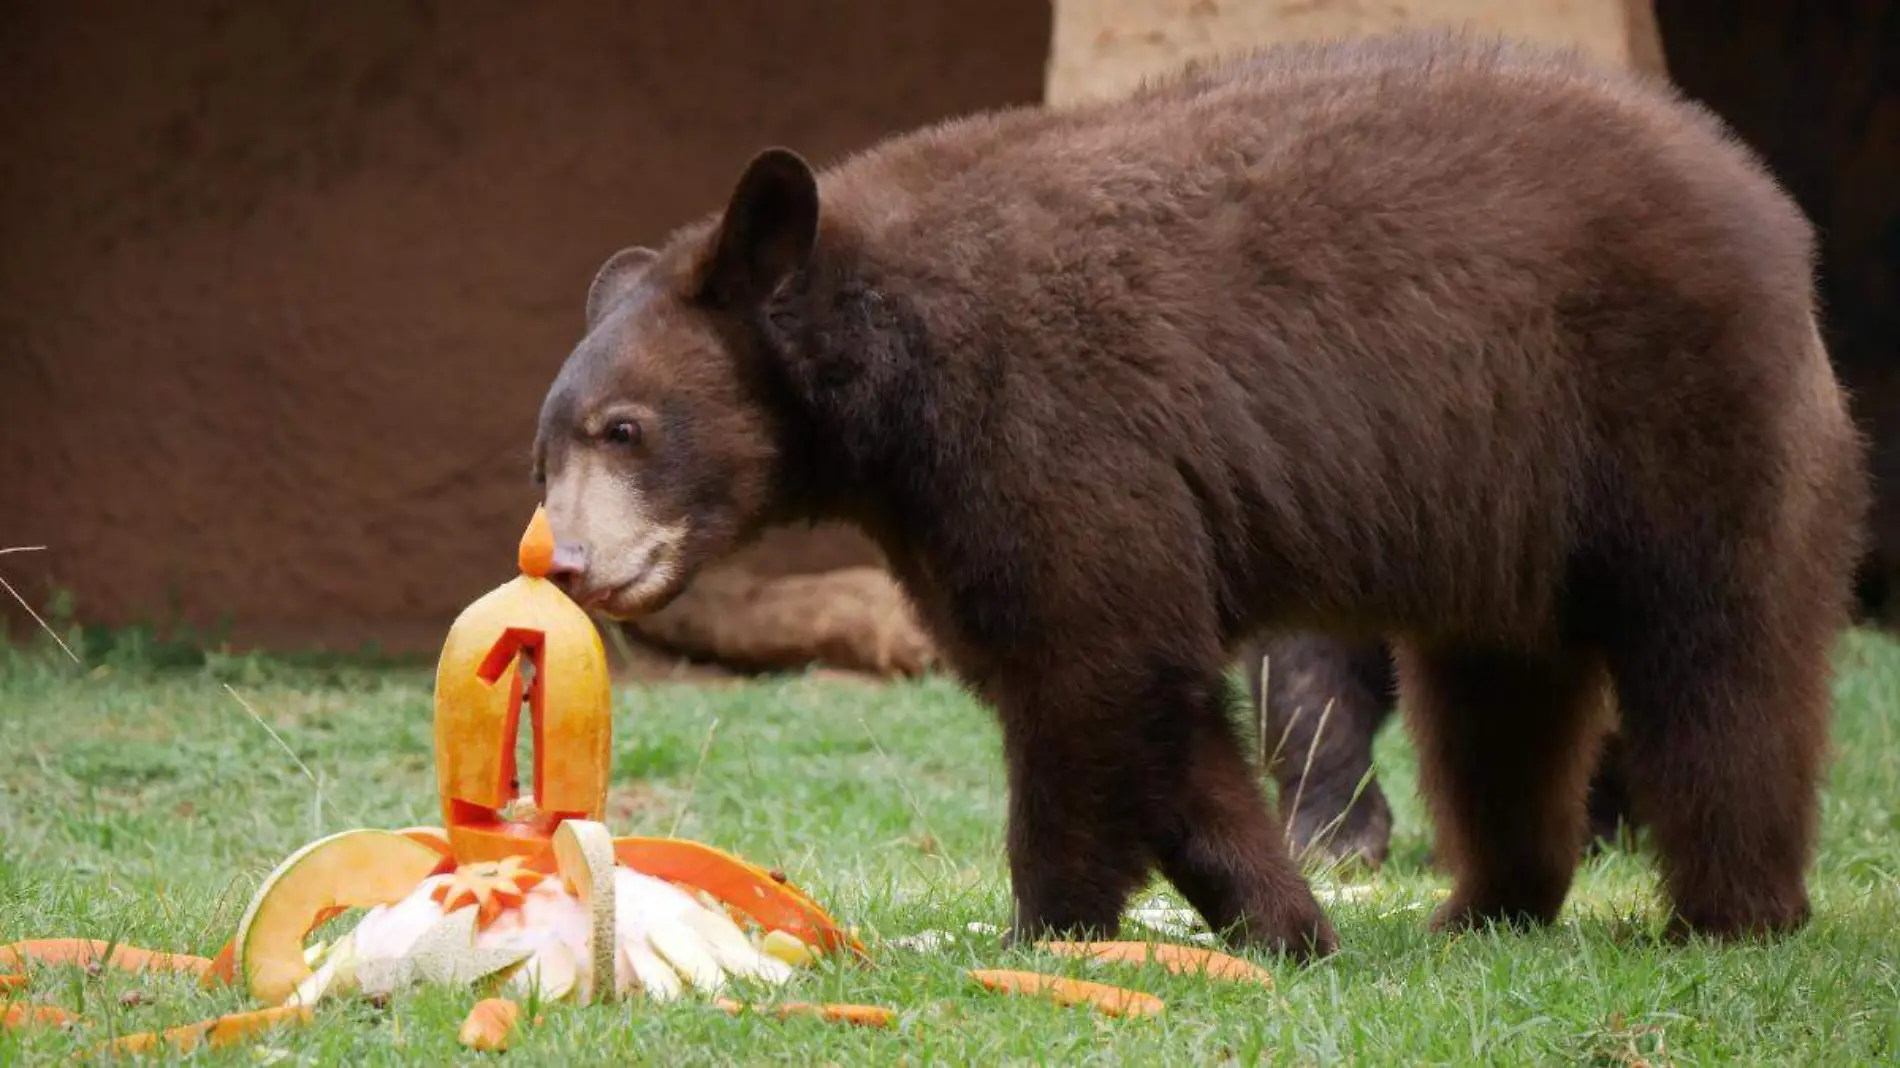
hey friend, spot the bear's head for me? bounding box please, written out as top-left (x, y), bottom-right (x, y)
top-left (532, 148), bottom-right (821, 619)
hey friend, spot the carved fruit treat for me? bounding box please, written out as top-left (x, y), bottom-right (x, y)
top-left (196, 505), bottom-right (863, 1023)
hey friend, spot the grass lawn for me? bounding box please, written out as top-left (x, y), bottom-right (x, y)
top-left (3, 625), bottom-right (1898, 1065)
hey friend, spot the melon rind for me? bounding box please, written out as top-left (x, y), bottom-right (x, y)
top-left (551, 819), bottom-right (617, 1003)
top-left (234, 829), bottom-right (443, 1005)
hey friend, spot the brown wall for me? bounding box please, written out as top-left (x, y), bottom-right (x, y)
top-left (0, 0), bottom-right (1052, 653)
top-left (1652, 0), bottom-right (1900, 618)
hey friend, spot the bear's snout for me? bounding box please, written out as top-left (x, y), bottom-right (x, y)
top-left (547, 540), bottom-right (589, 592)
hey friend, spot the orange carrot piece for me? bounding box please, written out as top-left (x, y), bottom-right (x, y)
top-left (0, 974), bottom-right (25, 994)
top-left (714, 997), bottom-right (896, 1028)
top-left (519, 505), bottom-right (555, 577)
top-left (969, 968), bottom-right (1165, 1018)
top-left (612, 836), bottom-right (865, 957)
top-left (458, 997), bottom-right (522, 1051)
top-left (2, 1003), bottom-right (77, 1029)
top-left (0, 939), bottom-right (211, 978)
top-left (1038, 940), bottom-right (1275, 987)
top-left (95, 1004), bottom-right (314, 1057)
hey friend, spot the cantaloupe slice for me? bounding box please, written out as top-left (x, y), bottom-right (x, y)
top-left (234, 828), bottom-right (445, 1005)
top-left (611, 836), bottom-right (861, 957)
top-left (552, 819), bottom-right (617, 1003)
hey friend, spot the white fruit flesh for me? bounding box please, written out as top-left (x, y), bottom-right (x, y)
top-left (234, 829), bottom-right (444, 1005)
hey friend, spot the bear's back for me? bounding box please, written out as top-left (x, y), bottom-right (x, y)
top-left (799, 30), bottom-right (1842, 642)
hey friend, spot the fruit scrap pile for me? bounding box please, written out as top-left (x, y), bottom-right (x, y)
top-left (0, 825), bottom-right (868, 1056)
top-left (219, 819), bottom-right (867, 1008)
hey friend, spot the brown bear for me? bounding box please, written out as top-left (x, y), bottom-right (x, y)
top-left (1250, 568), bottom-right (1896, 872)
top-left (530, 30), bottom-right (1869, 960)
top-left (1245, 633), bottom-right (1634, 871)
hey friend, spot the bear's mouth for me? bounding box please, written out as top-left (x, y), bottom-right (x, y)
top-left (585, 545), bottom-right (686, 619)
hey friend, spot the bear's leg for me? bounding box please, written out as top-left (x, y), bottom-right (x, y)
top-left (1396, 644), bottom-right (1610, 931)
top-left (996, 693), bottom-right (1156, 946)
top-left (1247, 634), bottom-right (1397, 868)
top-left (1606, 616), bottom-right (1827, 940)
top-left (996, 655), bottom-right (1337, 960)
top-left (1147, 665), bottom-right (1339, 959)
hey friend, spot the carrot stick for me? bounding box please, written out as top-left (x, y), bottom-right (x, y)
top-left (0, 974), bottom-right (25, 994)
top-left (969, 968), bottom-right (1165, 1017)
top-left (94, 1004), bottom-right (314, 1057)
top-left (0, 939), bottom-right (212, 978)
top-left (714, 997), bottom-right (896, 1028)
top-left (2, 1003), bottom-right (77, 1030)
top-left (1038, 940), bottom-right (1275, 986)
top-left (519, 505), bottom-right (555, 577)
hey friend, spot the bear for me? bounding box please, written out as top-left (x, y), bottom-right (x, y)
top-left (530, 30), bottom-right (1869, 960)
top-left (1248, 557), bottom-right (1899, 873)
top-left (1244, 633), bottom-right (1635, 871)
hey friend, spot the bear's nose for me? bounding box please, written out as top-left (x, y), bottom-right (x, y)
top-left (548, 540), bottom-right (590, 591)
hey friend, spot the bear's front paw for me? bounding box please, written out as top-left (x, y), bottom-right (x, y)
top-left (1221, 893), bottom-right (1338, 962)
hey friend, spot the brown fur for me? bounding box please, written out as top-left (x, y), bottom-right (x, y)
top-left (1247, 633), bottom-right (1638, 870)
top-left (531, 31), bottom-right (1869, 958)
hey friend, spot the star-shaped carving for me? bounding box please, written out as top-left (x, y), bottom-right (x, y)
top-left (355, 905), bottom-right (532, 996)
top-left (431, 856), bottom-right (546, 927)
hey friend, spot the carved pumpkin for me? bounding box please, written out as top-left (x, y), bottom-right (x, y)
top-left (434, 507), bottom-right (613, 863)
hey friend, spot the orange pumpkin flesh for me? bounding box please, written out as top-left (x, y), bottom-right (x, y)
top-left (611, 837), bottom-right (863, 957)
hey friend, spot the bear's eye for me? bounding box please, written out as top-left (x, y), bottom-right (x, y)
top-left (603, 419), bottom-right (643, 449)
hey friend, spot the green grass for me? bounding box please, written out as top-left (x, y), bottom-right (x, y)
top-left (3, 628), bottom-right (1898, 1065)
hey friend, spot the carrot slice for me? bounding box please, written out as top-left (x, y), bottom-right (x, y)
top-left (969, 968), bottom-right (1165, 1018)
top-left (2, 1003), bottom-right (77, 1029)
top-left (612, 836), bottom-right (864, 957)
top-left (95, 1004), bottom-right (314, 1057)
top-left (714, 997), bottom-right (896, 1028)
top-left (1038, 940), bottom-right (1275, 986)
top-left (0, 939), bottom-right (212, 978)
top-left (459, 997), bottom-right (521, 1051)
top-left (519, 505), bottom-right (555, 578)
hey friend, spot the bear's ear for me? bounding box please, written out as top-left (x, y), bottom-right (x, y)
top-left (586, 246), bottom-right (660, 329)
top-left (696, 147), bottom-right (819, 307)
